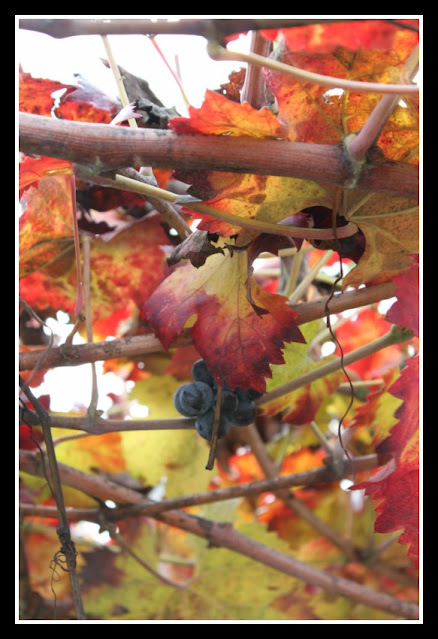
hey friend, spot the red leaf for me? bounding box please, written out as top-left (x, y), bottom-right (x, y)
top-left (352, 357), bottom-right (419, 566)
top-left (334, 308), bottom-right (406, 380)
top-left (143, 246), bottom-right (304, 393)
top-left (19, 155), bottom-right (73, 195)
top-left (56, 74), bottom-right (119, 123)
top-left (169, 89), bottom-right (287, 138)
top-left (261, 19), bottom-right (419, 54)
top-left (19, 70), bottom-right (75, 116)
top-left (385, 256), bottom-right (419, 337)
top-left (19, 217), bottom-right (170, 323)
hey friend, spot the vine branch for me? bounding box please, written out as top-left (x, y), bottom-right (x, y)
top-left (18, 377), bottom-right (86, 620)
top-left (208, 41), bottom-right (419, 96)
top-left (20, 453), bottom-right (381, 521)
top-left (19, 113), bottom-right (419, 200)
top-left (19, 449), bottom-right (419, 620)
top-left (19, 281), bottom-right (397, 373)
top-left (18, 18), bottom-right (361, 39)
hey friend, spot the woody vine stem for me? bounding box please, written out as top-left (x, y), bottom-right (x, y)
top-left (19, 20), bottom-right (419, 620)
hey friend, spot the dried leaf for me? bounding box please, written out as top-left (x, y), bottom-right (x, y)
top-left (167, 230), bottom-right (225, 268)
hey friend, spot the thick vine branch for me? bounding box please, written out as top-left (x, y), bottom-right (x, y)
top-left (20, 453), bottom-right (381, 521)
top-left (19, 449), bottom-right (418, 619)
top-left (19, 113), bottom-right (419, 200)
top-left (19, 281), bottom-right (396, 373)
top-left (18, 18), bottom-right (359, 39)
top-left (19, 378), bottom-right (86, 620)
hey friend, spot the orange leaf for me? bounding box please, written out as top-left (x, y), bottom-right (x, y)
top-left (19, 217), bottom-right (170, 322)
top-left (177, 170), bottom-right (333, 236)
top-left (352, 356), bottom-right (419, 566)
top-left (262, 19), bottom-right (418, 55)
top-left (19, 154), bottom-right (73, 195)
top-left (385, 255), bottom-right (419, 336)
top-left (143, 245), bottom-right (304, 393)
top-left (19, 70), bottom-right (74, 116)
top-left (263, 32), bottom-right (418, 159)
top-left (170, 89), bottom-right (287, 138)
top-left (342, 194), bottom-right (418, 288)
top-left (334, 308), bottom-right (406, 380)
top-left (19, 173), bottom-right (74, 278)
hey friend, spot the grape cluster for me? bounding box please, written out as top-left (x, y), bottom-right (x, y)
top-left (173, 359), bottom-right (261, 441)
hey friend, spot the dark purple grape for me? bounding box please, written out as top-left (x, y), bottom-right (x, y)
top-left (195, 409), bottom-right (231, 441)
top-left (191, 359), bottom-right (215, 387)
top-left (220, 389), bottom-right (239, 416)
top-left (173, 382), bottom-right (214, 417)
top-left (230, 397), bottom-right (256, 426)
top-left (236, 387), bottom-right (262, 401)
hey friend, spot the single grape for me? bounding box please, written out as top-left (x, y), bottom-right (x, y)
top-left (191, 359), bottom-right (215, 387)
top-left (220, 389), bottom-right (239, 416)
top-left (173, 381), bottom-right (214, 417)
top-left (235, 387), bottom-right (263, 401)
top-left (195, 409), bottom-right (231, 440)
top-left (230, 397), bottom-right (256, 426)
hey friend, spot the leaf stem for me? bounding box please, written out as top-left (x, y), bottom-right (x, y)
top-left (148, 36), bottom-right (190, 111)
top-left (69, 172), bottom-right (83, 319)
top-left (283, 250), bottom-right (304, 298)
top-left (78, 170), bottom-right (358, 240)
top-left (240, 31), bottom-right (271, 108)
top-left (101, 35), bottom-right (138, 127)
top-left (102, 520), bottom-right (186, 589)
top-left (207, 41), bottom-right (420, 95)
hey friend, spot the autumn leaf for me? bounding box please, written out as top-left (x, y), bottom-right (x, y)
top-left (342, 193), bottom-right (419, 288)
top-left (142, 243), bottom-right (305, 393)
top-left (164, 345), bottom-right (202, 380)
top-left (19, 69), bottom-right (75, 116)
top-left (167, 230), bottom-right (225, 268)
top-left (169, 88), bottom-right (287, 138)
top-left (352, 356), bottom-right (419, 566)
top-left (261, 19), bottom-right (419, 55)
top-left (19, 217), bottom-right (170, 322)
top-left (261, 321), bottom-right (344, 423)
top-left (19, 173), bottom-right (74, 278)
top-left (19, 70), bottom-right (118, 123)
top-left (334, 308), bottom-right (406, 380)
top-left (19, 154), bottom-right (73, 195)
top-left (385, 255), bottom-right (419, 336)
top-left (346, 369), bottom-right (402, 446)
top-left (262, 33), bottom-right (419, 159)
top-left (123, 374), bottom-right (212, 497)
top-left (55, 74), bottom-right (118, 123)
top-left (177, 170), bottom-right (333, 236)
top-left (82, 517), bottom-right (295, 620)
